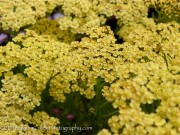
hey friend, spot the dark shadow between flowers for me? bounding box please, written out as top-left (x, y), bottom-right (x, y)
top-left (140, 99), bottom-right (161, 114)
top-left (105, 16), bottom-right (124, 44)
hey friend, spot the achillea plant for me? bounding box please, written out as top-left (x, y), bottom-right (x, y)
top-left (0, 0), bottom-right (179, 135)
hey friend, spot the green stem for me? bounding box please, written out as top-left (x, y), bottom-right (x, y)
top-left (99, 101), bottom-right (110, 108)
top-left (99, 110), bottom-right (119, 118)
top-left (94, 77), bottom-right (103, 130)
top-left (95, 82), bottom-right (101, 117)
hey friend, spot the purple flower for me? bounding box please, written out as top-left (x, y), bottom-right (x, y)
top-left (66, 114), bottom-right (75, 121)
top-left (48, 12), bottom-right (64, 20)
top-left (52, 12), bottom-right (64, 20)
top-left (0, 33), bottom-right (8, 44)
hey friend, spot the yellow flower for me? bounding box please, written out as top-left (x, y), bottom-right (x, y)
top-left (98, 129), bottom-right (112, 135)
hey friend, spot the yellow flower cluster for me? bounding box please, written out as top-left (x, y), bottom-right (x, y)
top-left (13, 29), bottom-right (69, 91)
top-left (1, 71), bottom-right (40, 111)
top-left (115, 0), bottom-right (148, 25)
top-left (0, 0), bottom-right (62, 31)
top-left (29, 18), bottom-right (75, 43)
top-left (0, 71), bottom-right (59, 134)
top-left (57, 0), bottom-right (108, 34)
top-left (0, 0), bottom-right (178, 33)
top-left (0, 42), bottom-right (21, 76)
top-left (57, 0), bottom-right (148, 33)
top-left (11, 26), bottom-right (124, 103)
top-left (101, 20), bottom-right (180, 134)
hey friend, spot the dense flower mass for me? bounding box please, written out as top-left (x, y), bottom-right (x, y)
top-left (0, 0), bottom-right (180, 135)
top-left (0, 0), bottom-right (62, 31)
